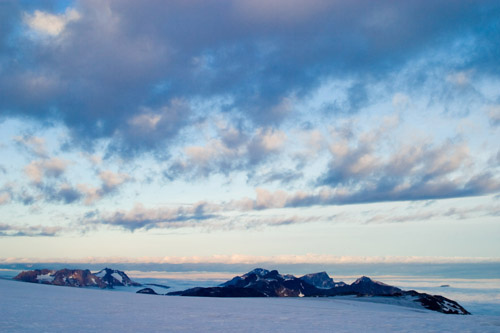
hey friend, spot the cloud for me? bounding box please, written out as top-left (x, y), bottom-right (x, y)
top-left (85, 202), bottom-right (218, 231)
top-left (24, 157), bottom-right (68, 184)
top-left (68, 170), bottom-right (131, 205)
top-left (83, 187), bottom-right (500, 232)
top-left (99, 170), bottom-right (131, 192)
top-left (43, 183), bottom-right (82, 204)
top-left (166, 126), bottom-right (287, 179)
top-left (1, 0), bottom-right (498, 157)
top-left (489, 105), bottom-right (500, 126)
top-left (77, 184), bottom-right (102, 205)
top-left (14, 135), bottom-right (48, 157)
top-left (0, 223), bottom-right (63, 237)
top-left (2, 254), bottom-right (498, 265)
top-left (365, 203), bottom-right (500, 224)
top-left (0, 192), bottom-right (11, 205)
top-left (249, 169), bottom-right (304, 186)
top-left (23, 8), bottom-right (80, 36)
top-left (83, 196), bottom-right (343, 231)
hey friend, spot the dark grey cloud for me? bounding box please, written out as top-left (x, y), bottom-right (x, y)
top-left (42, 184), bottom-right (82, 204)
top-left (84, 202), bottom-right (333, 232)
top-left (289, 172), bottom-right (500, 207)
top-left (254, 169), bottom-right (303, 186)
top-left (0, 0), bottom-right (498, 157)
top-left (85, 202), bottom-right (218, 231)
top-left (0, 223), bottom-right (62, 237)
top-left (364, 203), bottom-right (500, 224)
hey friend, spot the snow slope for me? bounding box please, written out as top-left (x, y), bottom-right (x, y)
top-left (1, 279), bottom-right (499, 332)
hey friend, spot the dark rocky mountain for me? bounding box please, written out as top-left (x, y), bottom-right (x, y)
top-left (169, 287), bottom-right (266, 297)
top-left (299, 272), bottom-right (336, 289)
top-left (218, 268), bottom-right (321, 297)
top-left (168, 268), bottom-right (470, 315)
top-left (137, 288), bottom-right (158, 295)
top-left (13, 269), bottom-right (54, 284)
top-left (404, 290), bottom-right (470, 315)
top-left (94, 268), bottom-right (141, 287)
top-left (14, 267), bottom-right (140, 289)
top-left (14, 269), bottom-right (106, 288)
top-left (340, 276), bottom-right (402, 296)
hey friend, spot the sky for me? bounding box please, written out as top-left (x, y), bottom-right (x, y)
top-left (0, 0), bottom-right (499, 264)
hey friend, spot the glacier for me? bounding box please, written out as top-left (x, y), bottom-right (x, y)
top-left (1, 278), bottom-right (499, 332)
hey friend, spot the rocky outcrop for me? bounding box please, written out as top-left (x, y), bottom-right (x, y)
top-left (94, 268), bottom-right (141, 287)
top-left (218, 268), bottom-right (321, 297)
top-left (13, 267), bottom-right (140, 289)
top-left (168, 268), bottom-right (470, 315)
top-left (338, 276), bottom-right (402, 296)
top-left (404, 290), bottom-right (470, 315)
top-left (13, 269), bottom-right (54, 284)
top-left (299, 272), bottom-right (336, 289)
top-left (137, 288), bottom-right (159, 295)
top-left (14, 269), bottom-right (106, 288)
top-left (169, 287), bottom-right (266, 297)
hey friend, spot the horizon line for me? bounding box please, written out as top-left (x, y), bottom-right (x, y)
top-left (2, 254), bottom-right (500, 265)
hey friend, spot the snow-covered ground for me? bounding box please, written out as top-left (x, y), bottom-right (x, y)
top-left (1, 279), bottom-right (499, 332)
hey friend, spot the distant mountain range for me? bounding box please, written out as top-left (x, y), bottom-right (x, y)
top-left (14, 268), bottom-right (140, 288)
top-left (168, 268), bottom-right (470, 315)
top-left (13, 267), bottom-right (470, 315)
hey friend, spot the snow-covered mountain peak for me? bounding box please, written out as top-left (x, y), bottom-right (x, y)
top-left (93, 268), bottom-right (141, 287)
top-left (243, 268), bottom-right (270, 278)
top-left (352, 276), bottom-right (388, 286)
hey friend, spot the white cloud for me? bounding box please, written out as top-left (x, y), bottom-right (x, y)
top-left (446, 70), bottom-right (472, 86)
top-left (14, 135), bottom-right (47, 157)
top-left (128, 113), bottom-right (162, 131)
top-left (253, 128), bottom-right (287, 152)
top-left (25, 158), bottom-right (68, 183)
top-left (0, 192), bottom-right (11, 205)
top-left (99, 170), bottom-right (131, 191)
top-left (77, 184), bottom-right (101, 205)
top-left (168, 126), bottom-right (287, 179)
top-left (392, 93), bottom-right (410, 110)
top-left (24, 8), bottom-right (80, 36)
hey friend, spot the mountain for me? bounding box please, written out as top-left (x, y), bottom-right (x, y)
top-left (137, 288), bottom-right (159, 295)
top-left (94, 268), bottom-right (142, 287)
top-left (168, 268), bottom-right (470, 315)
top-left (343, 276), bottom-right (402, 296)
top-left (14, 269), bottom-right (106, 288)
top-left (404, 290), bottom-right (470, 315)
top-left (14, 267), bottom-right (140, 289)
top-left (217, 268), bottom-right (320, 297)
top-left (299, 272), bottom-right (338, 289)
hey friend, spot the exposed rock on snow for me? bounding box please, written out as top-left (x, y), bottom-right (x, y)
top-left (94, 268), bottom-right (142, 287)
top-left (14, 267), bottom-right (140, 289)
top-left (169, 268), bottom-right (470, 315)
top-left (346, 276), bottom-right (402, 296)
top-left (14, 269), bottom-right (106, 288)
top-left (299, 272), bottom-right (335, 289)
top-left (136, 288), bottom-right (158, 295)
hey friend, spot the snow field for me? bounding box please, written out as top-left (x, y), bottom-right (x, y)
top-left (1, 279), bottom-right (499, 332)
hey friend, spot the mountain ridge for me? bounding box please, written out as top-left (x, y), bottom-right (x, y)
top-left (168, 268), bottom-right (470, 315)
top-left (14, 267), bottom-right (141, 289)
